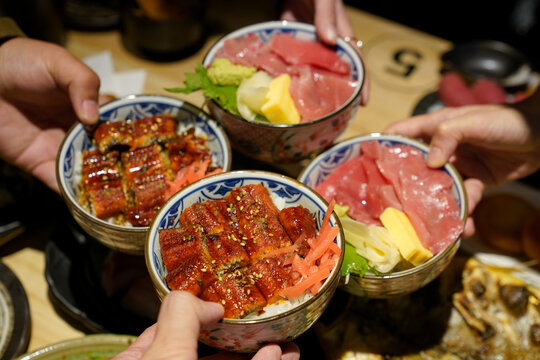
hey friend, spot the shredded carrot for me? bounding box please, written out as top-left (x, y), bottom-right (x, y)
top-left (165, 159), bottom-right (222, 199)
top-left (292, 254), bottom-right (310, 278)
top-left (282, 265), bottom-right (331, 299)
top-left (328, 242), bottom-right (341, 255)
top-left (304, 226), bottom-right (339, 266)
top-left (310, 280), bottom-right (323, 295)
top-left (281, 202), bottom-right (342, 299)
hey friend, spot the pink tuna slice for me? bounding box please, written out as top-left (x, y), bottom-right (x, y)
top-left (374, 142), bottom-right (463, 254)
top-left (289, 66), bottom-right (335, 122)
top-left (315, 156), bottom-right (380, 226)
top-left (215, 33), bottom-right (264, 67)
top-left (316, 140), bottom-right (464, 255)
top-left (268, 33), bottom-right (350, 75)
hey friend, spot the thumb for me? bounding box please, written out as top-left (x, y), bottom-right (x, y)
top-left (425, 106), bottom-right (510, 168)
top-left (47, 47), bottom-right (101, 125)
top-left (141, 291), bottom-right (224, 360)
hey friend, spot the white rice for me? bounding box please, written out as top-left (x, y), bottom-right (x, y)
top-left (238, 291), bottom-right (314, 321)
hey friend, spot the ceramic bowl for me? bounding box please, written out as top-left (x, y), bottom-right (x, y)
top-left (202, 20), bottom-right (365, 164)
top-left (298, 133), bottom-right (468, 298)
top-left (57, 94), bottom-right (232, 255)
top-left (16, 334), bottom-right (136, 360)
top-left (145, 170), bottom-right (344, 352)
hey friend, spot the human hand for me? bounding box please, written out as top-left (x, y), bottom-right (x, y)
top-left (279, 0), bottom-right (369, 105)
top-left (385, 101), bottom-right (540, 236)
top-left (113, 291), bottom-right (301, 360)
top-left (280, 0), bottom-right (352, 44)
top-left (0, 37), bottom-right (100, 192)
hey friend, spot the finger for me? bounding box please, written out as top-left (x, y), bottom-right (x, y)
top-left (463, 178), bottom-right (485, 215)
top-left (463, 218), bottom-right (475, 238)
top-left (46, 46), bottom-right (101, 125)
top-left (462, 178), bottom-right (483, 238)
top-left (384, 107), bottom-right (461, 138)
top-left (281, 343), bottom-right (301, 360)
top-left (314, 0), bottom-right (338, 44)
top-left (252, 344), bottom-right (283, 360)
top-left (113, 325), bottom-right (157, 360)
top-left (141, 291), bottom-right (224, 360)
top-left (279, 0), bottom-right (313, 22)
top-left (426, 109), bottom-right (498, 168)
top-left (386, 107), bottom-right (492, 168)
top-left (359, 65), bottom-right (369, 106)
top-left (334, 0), bottom-right (354, 38)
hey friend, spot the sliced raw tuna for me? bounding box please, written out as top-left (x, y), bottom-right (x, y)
top-left (289, 66), bottom-right (334, 122)
top-left (438, 72), bottom-right (477, 107)
top-left (471, 78), bottom-right (507, 104)
top-left (317, 140), bottom-right (464, 255)
top-left (268, 33), bottom-right (350, 75)
top-left (373, 141), bottom-right (463, 254)
top-left (215, 33), bottom-right (263, 67)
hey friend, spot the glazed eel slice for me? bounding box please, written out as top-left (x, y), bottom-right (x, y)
top-left (201, 269), bottom-right (267, 319)
top-left (121, 144), bottom-right (169, 226)
top-left (81, 150), bottom-right (127, 220)
top-left (226, 184), bottom-right (293, 261)
top-left (160, 224), bottom-right (217, 296)
top-left (278, 205), bottom-right (317, 257)
top-left (248, 255), bottom-right (293, 304)
top-left (181, 200), bottom-right (251, 274)
top-left (93, 114), bottom-right (177, 154)
top-left (167, 129), bottom-right (213, 174)
top-left (93, 120), bottom-right (133, 154)
top-left (131, 114), bottom-right (178, 150)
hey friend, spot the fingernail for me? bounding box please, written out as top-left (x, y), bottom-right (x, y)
top-left (82, 99), bottom-right (99, 123)
top-left (427, 146), bottom-right (444, 167)
top-left (324, 24), bottom-right (337, 44)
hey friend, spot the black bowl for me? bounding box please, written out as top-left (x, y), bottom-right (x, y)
top-left (441, 40), bottom-right (533, 88)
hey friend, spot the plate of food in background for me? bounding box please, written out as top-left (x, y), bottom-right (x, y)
top-left (412, 40), bottom-right (538, 116)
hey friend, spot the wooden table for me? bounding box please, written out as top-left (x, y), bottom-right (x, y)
top-left (1, 5), bottom-right (452, 354)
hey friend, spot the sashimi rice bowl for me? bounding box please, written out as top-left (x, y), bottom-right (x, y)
top-left (168, 20), bottom-right (365, 163)
top-left (298, 133), bottom-right (467, 298)
top-left (145, 170), bottom-right (344, 352)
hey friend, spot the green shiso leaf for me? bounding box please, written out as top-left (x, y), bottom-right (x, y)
top-left (165, 63), bottom-right (239, 115)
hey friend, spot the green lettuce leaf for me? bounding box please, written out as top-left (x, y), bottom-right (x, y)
top-left (165, 63), bottom-right (239, 115)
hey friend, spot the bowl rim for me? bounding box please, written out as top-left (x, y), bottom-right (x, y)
top-left (202, 20), bottom-right (365, 129)
top-left (56, 93), bottom-right (232, 232)
top-left (16, 334), bottom-right (136, 360)
top-left (145, 169), bottom-right (345, 325)
top-left (298, 132), bottom-right (468, 280)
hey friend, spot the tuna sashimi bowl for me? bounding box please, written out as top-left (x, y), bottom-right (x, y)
top-left (168, 21), bottom-right (365, 163)
top-left (299, 133), bottom-right (468, 298)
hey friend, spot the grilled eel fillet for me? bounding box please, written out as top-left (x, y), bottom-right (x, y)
top-left (80, 115), bottom-right (215, 226)
top-left (160, 184), bottom-right (321, 319)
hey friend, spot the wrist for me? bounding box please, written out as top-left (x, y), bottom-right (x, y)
top-left (0, 17), bottom-right (26, 47)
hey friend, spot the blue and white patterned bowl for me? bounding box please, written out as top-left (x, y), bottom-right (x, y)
top-left (56, 94), bottom-right (232, 255)
top-left (298, 133), bottom-right (468, 298)
top-left (145, 170), bottom-right (344, 352)
top-left (203, 20), bottom-right (365, 164)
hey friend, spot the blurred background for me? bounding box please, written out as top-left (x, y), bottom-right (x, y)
top-left (1, 0), bottom-right (538, 67)
top-left (349, 0), bottom-right (540, 68)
